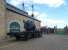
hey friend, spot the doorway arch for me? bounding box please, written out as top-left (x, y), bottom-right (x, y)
top-left (10, 22), bottom-right (20, 32)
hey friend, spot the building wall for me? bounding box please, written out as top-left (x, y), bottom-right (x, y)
top-left (0, 0), bottom-right (6, 38)
top-left (6, 10), bottom-right (41, 33)
top-left (0, 0), bottom-right (41, 39)
top-left (34, 21), bottom-right (41, 30)
top-left (6, 10), bottom-right (26, 32)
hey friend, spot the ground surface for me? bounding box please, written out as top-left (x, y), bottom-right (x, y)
top-left (0, 34), bottom-right (68, 50)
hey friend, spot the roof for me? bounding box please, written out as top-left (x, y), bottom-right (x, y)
top-left (5, 2), bottom-right (41, 22)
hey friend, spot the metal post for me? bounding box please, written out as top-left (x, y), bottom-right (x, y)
top-left (22, 0), bottom-right (25, 11)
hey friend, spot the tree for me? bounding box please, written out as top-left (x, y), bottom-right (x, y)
top-left (64, 25), bottom-right (68, 34)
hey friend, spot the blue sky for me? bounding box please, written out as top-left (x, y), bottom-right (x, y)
top-left (6, 0), bottom-right (68, 28)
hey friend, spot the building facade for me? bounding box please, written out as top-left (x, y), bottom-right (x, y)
top-left (0, 0), bottom-right (41, 38)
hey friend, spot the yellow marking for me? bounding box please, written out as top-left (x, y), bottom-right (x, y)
top-left (0, 42), bottom-right (17, 49)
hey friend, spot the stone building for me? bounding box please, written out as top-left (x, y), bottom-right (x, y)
top-left (0, 0), bottom-right (41, 38)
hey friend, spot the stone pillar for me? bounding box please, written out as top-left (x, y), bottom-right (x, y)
top-left (0, 0), bottom-right (6, 39)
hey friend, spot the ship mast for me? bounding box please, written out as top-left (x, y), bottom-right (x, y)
top-left (22, 0), bottom-right (25, 11)
top-left (31, 0), bottom-right (34, 17)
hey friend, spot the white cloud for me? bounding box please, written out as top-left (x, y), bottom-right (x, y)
top-left (8, 0), bottom-right (21, 6)
top-left (41, 18), bottom-right (66, 28)
top-left (45, 19), bottom-right (65, 28)
top-left (33, 0), bottom-right (65, 7)
top-left (27, 11), bottom-right (48, 19)
top-left (40, 18), bottom-right (65, 28)
top-left (27, 11), bottom-right (41, 17)
top-left (8, 0), bottom-right (65, 7)
top-left (8, 0), bottom-right (27, 6)
top-left (27, 11), bottom-right (66, 28)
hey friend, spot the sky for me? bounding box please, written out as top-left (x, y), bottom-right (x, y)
top-left (6, 0), bottom-right (68, 28)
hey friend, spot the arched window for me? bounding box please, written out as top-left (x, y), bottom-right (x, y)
top-left (10, 22), bottom-right (20, 32)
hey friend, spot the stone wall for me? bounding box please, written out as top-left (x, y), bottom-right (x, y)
top-left (6, 10), bottom-right (27, 32)
top-left (6, 10), bottom-right (41, 32)
top-left (0, 0), bottom-right (6, 38)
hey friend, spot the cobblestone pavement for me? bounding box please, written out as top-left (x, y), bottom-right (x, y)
top-left (0, 34), bottom-right (68, 50)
